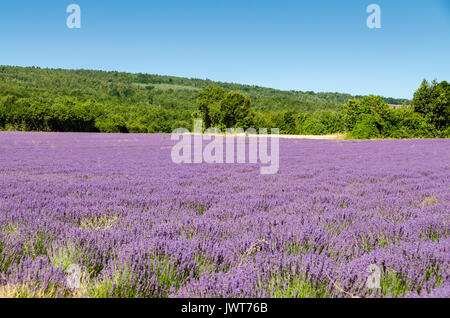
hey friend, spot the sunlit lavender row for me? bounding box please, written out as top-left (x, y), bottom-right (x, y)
top-left (0, 132), bottom-right (448, 298)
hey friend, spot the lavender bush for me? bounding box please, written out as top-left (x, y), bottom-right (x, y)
top-left (0, 132), bottom-right (448, 298)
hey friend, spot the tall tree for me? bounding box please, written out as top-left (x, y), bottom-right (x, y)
top-left (196, 87), bottom-right (226, 129)
top-left (412, 79), bottom-right (450, 131)
top-left (220, 91), bottom-right (254, 129)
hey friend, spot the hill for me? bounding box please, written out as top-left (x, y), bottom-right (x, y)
top-left (0, 65), bottom-right (410, 133)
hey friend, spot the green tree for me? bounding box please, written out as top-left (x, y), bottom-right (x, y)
top-left (350, 114), bottom-right (380, 139)
top-left (412, 79), bottom-right (450, 132)
top-left (412, 80), bottom-right (433, 115)
top-left (341, 99), bottom-right (361, 130)
top-left (196, 87), bottom-right (226, 129)
top-left (342, 96), bottom-right (393, 138)
top-left (390, 107), bottom-right (434, 138)
top-left (281, 111), bottom-right (297, 134)
top-left (220, 91), bottom-right (254, 129)
top-left (301, 117), bottom-right (326, 135)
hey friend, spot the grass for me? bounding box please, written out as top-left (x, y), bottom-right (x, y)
top-left (421, 225), bottom-right (446, 242)
top-left (86, 254), bottom-right (203, 298)
top-left (0, 282), bottom-right (61, 298)
top-left (284, 241), bottom-right (309, 256)
top-left (49, 244), bottom-right (80, 271)
top-left (79, 215), bottom-right (118, 231)
top-left (260, 273), bottom-right (331, 298)
top-left (86, 265), bottom-right (135, 298)
top-left (22, 232), bottom-right (50, 259)
top-left (421, 195), bottom-right (440, 208)
top-left (4, 223), bottom-right (19, 234)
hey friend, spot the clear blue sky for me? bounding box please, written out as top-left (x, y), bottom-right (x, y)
top-left (0, 0), bottom-right (449, 98)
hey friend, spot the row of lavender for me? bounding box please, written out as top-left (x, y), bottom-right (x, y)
top-left (0, 132), bottom-right (448, 297)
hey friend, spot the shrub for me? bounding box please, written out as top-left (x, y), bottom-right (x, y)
top-left (350, 114), bottom-right (380, 139)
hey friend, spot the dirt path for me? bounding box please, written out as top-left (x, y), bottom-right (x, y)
top-left (185, 133), bottom-right (345, 140)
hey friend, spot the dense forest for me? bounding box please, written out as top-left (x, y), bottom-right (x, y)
top-left (0, 65), bottom-right (448, 138)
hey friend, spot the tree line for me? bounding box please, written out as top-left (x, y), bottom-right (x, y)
top-left (0, 66), bottom-right (447, 138)
top-left (193, 80), bottom-right (449, 138)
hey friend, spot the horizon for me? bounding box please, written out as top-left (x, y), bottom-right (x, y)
top-left (1, 1), bottom-right (449, 99)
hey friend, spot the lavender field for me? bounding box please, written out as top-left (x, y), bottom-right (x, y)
top-left (0, 132), bottom-right (449, 298)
